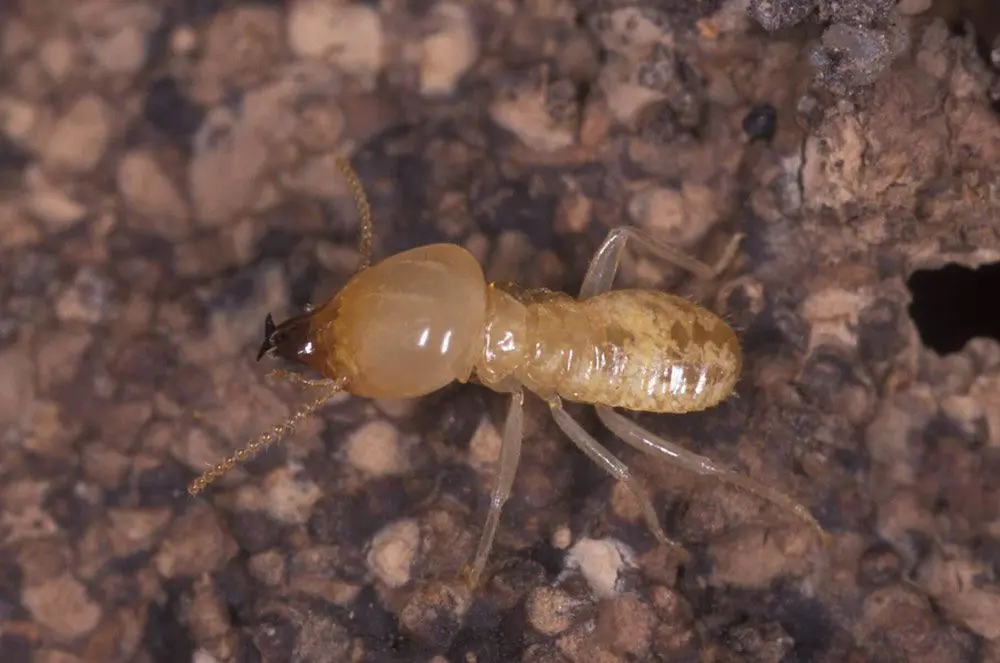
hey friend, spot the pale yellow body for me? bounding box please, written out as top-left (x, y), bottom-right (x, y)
top-left (478, 286), bottom-right (742, 413)
top-left (189, 158), bottom-right (827, 590)
top-left (276, 244), bottom-right (740, 415)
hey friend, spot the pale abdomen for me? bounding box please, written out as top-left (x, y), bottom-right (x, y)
top-left (507, 289), bottom-right (742, 413)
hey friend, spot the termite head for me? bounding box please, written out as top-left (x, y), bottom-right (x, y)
top-left (256, 311), bottom-right (321, 369)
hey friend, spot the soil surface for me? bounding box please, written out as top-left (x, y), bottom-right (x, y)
top-left (3, 1), bottom-right (1000, 662)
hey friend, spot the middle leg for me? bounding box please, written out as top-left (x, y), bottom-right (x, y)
top-left (548, 397), bottom-right (687, 559)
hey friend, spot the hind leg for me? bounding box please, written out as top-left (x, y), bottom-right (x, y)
top-left (548, 397), bottom-right (687, 559)
top-left (579, 226), bottom-right (743, 299)
top-left (595, 405), bottom-right (829, 547)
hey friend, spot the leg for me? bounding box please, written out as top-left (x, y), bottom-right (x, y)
top-left (334, 156), bottom-right (374, 271)
top-left (579, 226), bottom-right (744, 300)
top-left (463, 390), bottom-right (525, 587)
top-left (595, 405), bottom-right (830, 547)
top-left (548, 397), bottom-right (688, 559)
top-left (267, 368), bottom-right (337, 390)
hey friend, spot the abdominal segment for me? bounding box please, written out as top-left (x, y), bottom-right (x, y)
top-left (521, 290), bottom-right (741, 413)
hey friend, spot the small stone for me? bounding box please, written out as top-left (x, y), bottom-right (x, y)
top-left (54, 267), bottom-right (116, 324)
top-left (420, 2), bottom-right (479, 97)
top-left (17, 538), bottom-right (69, 586)
top-left (708, 527), bottom-right (813, 590)
top-left (38, 37), bottom-right (76, 82)
top-left (81, 445), bottom-right (130, 487)
top-left (554, 187), bottom-right (592, 235)
top-left (192, 650), bottom-right (221, 663)
top-left (264, 466), bottom-right (322, 525)
top-left (171, 26), bottom-right (198, 55)
top-left (188, 105), bottom-right (269, 226)
top-left (43, 94), bottom-right (113, 174)
top-left (917, 548), bottom-right (1000, 641)
top-left (22, 573), bottom-right (102, 643)
top-left (398, 581), bottom-right (473, 648)
top-left (106, 508), bottom-right (173, 558)
top-left (367, 519), bottom-right (421, 588)
top-left (490, 73), bottom-right (576, 153)
top-left (287, 0), bottom-right (385, 88)
top-left (117, 150), bottom-right (190, 231)
top-left (292, 612), bottom-right (351, 663)
top-left (24, 165), bottom-right (87, 232)
top-left (467, 415), bottom-right (501, 473)
top-left (0, 347), bottom-right (35, 426)
top-left (526, 587), bottom-right (587, 636)
top-left (185, 574), bottom-right (237, 662)
top-left (594, 596), bottom-right (654, 657)
top-left (345, 420), bottom-right (405, 477)
top-left (194, 7), bottom-right (285, 104)
top-left (897, 0), bottom-right (933, 15)
top-left (563, 538), bottom-right (634, 599)
top-left (248, 550), bottom-right (286, 586)
top-left (551, 526), bottom-right (572, 550)
top-left (154, 504), bottom-right (231, 579)
top-left (627, 183), bottom-right (720, 251)
top-left (0, 96), bottom-right (37, 145)
top-left (74, 2), bottom-right (162, 76)
top-left (34, 329), bottom-right (92, 391)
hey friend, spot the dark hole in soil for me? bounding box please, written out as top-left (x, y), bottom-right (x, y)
top-left (906, 261), bottom-right (1000, 355)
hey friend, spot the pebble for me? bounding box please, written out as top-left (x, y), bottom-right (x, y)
top-left (420, 2), bottom-right (479, 97)
top-left (42, 94), bottom-right (113, 174)
top-left (287, 0), bottom-right (385, 88)
top-left (367, 518), bottom-right (421, 588)
top-left (467, 414), bottom-right (502, 473)
top-left (54, 266), bottom-right (116, 324)
top-left (106, 508), bottom-right (173, 558)
top-left (188, 104), bottom-right (269, 226)
top-left (896, 0), bottom-right (933, 15)
top-left (563, 538), bottom-right (635, 599)
top-left (399, 581), bottom-right (472, 648)
top-left (74, 2), bottom-right (162, 76)
top-left (345, 419), bottom-right (406, 477)
top-left (22, 573), bottom-right (102, 643)
top-left (248, 550), bottom-right (287, 586)
top-left (526, 586), bottom-right (586, 636)
top-left (264, 467), bottom-right (323, 525)
top-left (117, 150), bottom-right (190, 231)
top-left (490, 77), bottom-right (576, 153)
top-left (38, 37), bottom-right (75, 83)
top-left (0, 347), bottom-right (35, 426)
top-left (708, 527), bottom-right (813, 590)
top-left (154, 504), bottom-right (231, 579)
top-left (917, 548), bottom-right (1000, 641)
top-left (627, 183), bottom-right (719, 251)
top-left (24, 166), bottom-right (87, 232)
top-left (0, 95), bottom-right (38, 145)
top-left (594, 596), bottom-right (654, 657)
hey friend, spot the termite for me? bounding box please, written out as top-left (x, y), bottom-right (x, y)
top-left (188, 157), bottom-right (829, 587)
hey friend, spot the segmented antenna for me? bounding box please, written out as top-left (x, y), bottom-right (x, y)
top-left (333, 156), bottom-right (374, 271)
top-left (187, 378), bottom-right (346, 496)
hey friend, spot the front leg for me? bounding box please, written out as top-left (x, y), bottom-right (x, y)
top-left (579, 226), bottom-right (744, 299)
top-left (462, 389), bottom-right (525, 588)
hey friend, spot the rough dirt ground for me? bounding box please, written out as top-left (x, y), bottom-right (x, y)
top-left (3, 0), bottom-right (1000, 662)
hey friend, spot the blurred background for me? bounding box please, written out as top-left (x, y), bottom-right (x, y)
top-left (3, 1), bottom-right (1000, 661)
